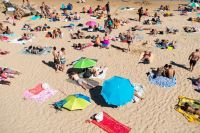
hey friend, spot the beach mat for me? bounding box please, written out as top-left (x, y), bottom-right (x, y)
top-left (148, 72), bottom-right (176, 88)
top-left (21, 47), bottom-right (52, 55)
top-left (23, 83), bottom-right (57, 103)
top-left (9, 37), bottom-right (34, 44)
top-left (30, 15), bottom-right (41, 21)
top-left (91, 112), bottom-right (131, 133)
top-left (175, 96), bottom-right (200, 124)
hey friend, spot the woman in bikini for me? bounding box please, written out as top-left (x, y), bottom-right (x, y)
top-left (101, 33), bottom-right (110, 48)
top-left (141, 51), bottom-right (152, 64)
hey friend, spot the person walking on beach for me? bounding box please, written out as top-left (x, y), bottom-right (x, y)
top-left (105, 2), bottom-right (110, 15)
top-left (138, 7), bottom-right (143, 22)
top-left (188, 49), bottom-right (200, 72)
top-left (52, 47), bottom-right (59, 72)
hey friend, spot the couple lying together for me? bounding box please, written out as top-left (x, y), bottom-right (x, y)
top-left (156, 64), bottom-right (175, 79)
top-left (68, 69), bottom-right (102, 90)
top-left (0, 67), bottom-right (20, 85)
top-left (22, 23), bottom-right (50, 32)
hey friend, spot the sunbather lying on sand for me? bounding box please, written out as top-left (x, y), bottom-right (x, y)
top-left (166, 27), bottom-right (179, 34)
top-left (155, 39), bottom-right (176, 49)
top-left (140, 51), bottom-right (152, 64)
top-left (70, 30), bottom-right (85, 39)
top-left (131, 25), bottom-right (151, 31)
top-left (25, 45), bottom-right (45, 54)
top-left (149, 28), bottom-right (163, 35)
top-left (180, 103), bottom-right (200, 116)
top-left (69, 72), bottom-right (96, 90)
top-left (183, 26), bottom-right (199, 33)
top-left (188, 17), bottom-right (200, 23)
top-left (18, 33), bottom-right (32, 41)
top-left (72, 43), bottom-right (93, 50)
top-left (0, 49), bottom-right (9, 55)
top-left (90, 66), bottom-right (106, 77)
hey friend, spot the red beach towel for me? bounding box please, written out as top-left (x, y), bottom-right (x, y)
top-left (28, 84), bottom-right (44, 95)
top-left (91, 112), bottom-right (131, 133)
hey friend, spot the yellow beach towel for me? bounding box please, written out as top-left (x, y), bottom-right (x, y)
top-left (175, 96), bottom-right (200, 124)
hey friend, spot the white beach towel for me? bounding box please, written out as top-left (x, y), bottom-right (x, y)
top-left (133, 83), bottom-right (145, 103)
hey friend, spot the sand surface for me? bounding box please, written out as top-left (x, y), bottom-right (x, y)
top-left (0, 0), bottom-right (200, 133)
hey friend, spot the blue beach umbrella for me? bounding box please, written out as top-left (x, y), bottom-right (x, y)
top-left (101, 76), bottom-right (134, 106)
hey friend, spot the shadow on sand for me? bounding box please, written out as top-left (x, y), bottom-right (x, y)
top-left (170, 61), bottom-right (188, 71)
top-left (89, 86), bottom-right (118, 108)
top-left (42, 60), bottom-right (55, 70)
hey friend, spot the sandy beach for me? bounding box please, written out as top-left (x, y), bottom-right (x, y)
top-left (0, 0), bottom-right (200, 133)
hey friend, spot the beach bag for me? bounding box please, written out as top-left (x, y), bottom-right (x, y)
top-left (83, 69), bottom-right (92, 78)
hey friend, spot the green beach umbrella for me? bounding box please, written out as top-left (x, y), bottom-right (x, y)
top-left (189, 2), bottom-right (200, 8)
top-left (73, 58), bottom-right (97, 68)
top-left (53, 94), bottom-right (91, 111)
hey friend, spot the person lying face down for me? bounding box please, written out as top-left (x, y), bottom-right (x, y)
top-left (69, 72), bottom-right (96, 90)
top-left (180, 103), bottom-right (200, 116)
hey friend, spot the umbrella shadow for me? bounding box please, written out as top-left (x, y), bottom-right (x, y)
top-left (170, 61), bottom-right (188, 71)
top-left (89, 86), bottom-right (118, 108)
top-left (42, 60), bottom-right (55, 70)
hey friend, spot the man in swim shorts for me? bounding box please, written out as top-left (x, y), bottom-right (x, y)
top-left (188, 49), bottom-right (200, 72)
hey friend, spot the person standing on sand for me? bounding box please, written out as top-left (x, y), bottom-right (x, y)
top-left (105, 2), bottom-right (110, 15)
top-left (188, 49), bottom-right (200, 72)
top-left (138, 7), bottom-right (143, 22)
top-left (58, 48), bottom-right (66, 72)
top-left (52, 47), bottom-right (59, 72)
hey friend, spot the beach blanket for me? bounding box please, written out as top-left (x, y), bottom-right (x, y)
top-left (0, 33), bottom-right (16, 37)
top-left (133, 83), bottom-right (145, 102)
top-left (90, 67), bottom-right (108, 79)
top-left (175, 96), bottom-right (200, 124)
top-left (23, 83), bottom-right (57, 103)
top-left (156, 44), bottom-right (175, 50)
top-left (148, 72), bottom-right (176, 88)
top-left (9, 37), bottom-right (34, 44)
top-left (30, 15), bottom-right (41, 21)
top-left (21, 47), bottom-right (52, 55)
top-left (91, 112), bottom-right (131, 133)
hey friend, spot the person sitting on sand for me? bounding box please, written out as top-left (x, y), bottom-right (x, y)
top-left (101, 33), bottom-right (110, 48)
top-left (166, 65), bottom-right (175, 79)
top-left (74, 12), bottom-right (80, 20)
top-left (143, 9), bottom-right (149, 16)
top-left (141, 51), bottom-right (152, 64)
top-left (81, 7), bottom-right (87, 13)
top-left (180, 103), bottom-right (200, 116)
top-left (94, 35), bottom-right (101, 47)
top-left (69, 72), bottom-right (96, 90)
top-left (88, 7), bottom-right (93, 15)
top-left (0, 67), bottom-right (20, 75)
top-left (57, 28), bottom-right (62, 38)
top-left (52, 29), bottom-right (58, 39)
top-left (72, 43), bottom-right (88, 50)
top-left (188, 49), bottom-right (200, 72)
top-left (3, 26), bottom-right (12, 34)
top-left (156, 64), bottom-right (169, 77)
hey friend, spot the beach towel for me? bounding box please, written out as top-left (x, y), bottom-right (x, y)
top-left (0, 36), bottom-right (9, 41)
top-left (30, 15), bottom-right (41, 21)
top-left (23, 83), bottom-right (57, 103)
top-left (91, 112), bottom-right (131, 133)
top-left (9, 37), bottom-right (34, 44)
top-left (75, 43), bottom-right (94, 50)
top-left (175, 96), bottom-right (200, 124)
top-left (90, 67), bottom-right (108, 79)
top-left (21, 47), bottom-right (52, 55)
top-left (0, 33), bottom-right (16, 37)
top-left (148, 72), bottom-right (176, 88)
top-left (133, 83), bottom-right (145, 102)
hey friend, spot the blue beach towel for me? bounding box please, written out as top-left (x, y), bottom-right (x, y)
top-left (30, 15), bottom-right (41, 21)
top-left (148, 73), bottom-right (176, 88)
top-left (0, 33), bottom-right (16, 37)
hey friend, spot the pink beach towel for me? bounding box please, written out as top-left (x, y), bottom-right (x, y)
top-left (23, 83), bottom-right (57, 103)
top-left (91, 112), bottom-right (131, 133)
